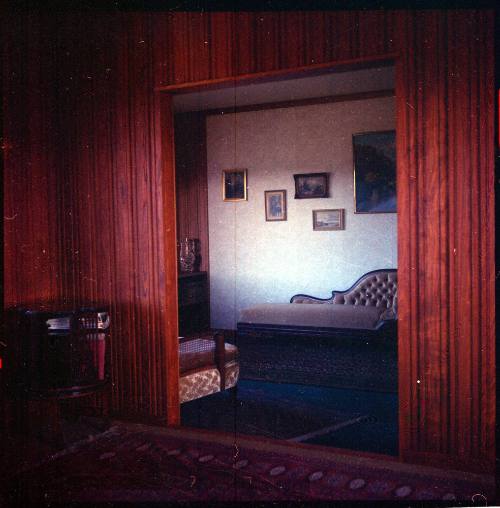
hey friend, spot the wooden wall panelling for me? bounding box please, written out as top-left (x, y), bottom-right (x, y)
top-left (234, 12), bottom-right (257, 75)
top-left (449, 9), bottom-right (495, 469)
top-left (128, 13), bottom-right (154, 413)
top-left (151, 12), bottom-right (172, 88)
top-left (174, 113), bottom-right (209, 274)
top-left (324, 11), bottom-right (358, 62)
top-left (356, 10), bottom-right (396, 57)
top-left (40, 12), bottom-right (173, 419)
top-left (254, 12), bottom-right (280, 72)
top-left (186, 12), bottom-right (211, 82)
top-left (165, 12), bottom-right (189, 85)
top-left (165, 12), bottom-right (211, 85)
top-left (209, 12), bottom-right (235, 80)
top-left (73, 13), bottom-right (100, 307)
top-left (396, 10), bottom-right (495, 472)
top-left (303, 12), bottom-right (328, 66)
top-left (52, 13), bottom-right (79, 307)
top-left (278, 12), bottom-right (307, 69)
top-left (3, 13), bottom-right (61, 307)
top-left (105, 13), bottom-right (171, 417)
top-left (159, 93), bottom-right (180, 425)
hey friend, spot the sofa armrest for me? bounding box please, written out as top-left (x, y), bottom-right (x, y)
top-left (290, 293), bottom-right (335, 304)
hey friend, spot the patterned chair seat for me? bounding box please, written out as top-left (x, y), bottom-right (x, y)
top-left (179, 333), bottom-right (239, 404)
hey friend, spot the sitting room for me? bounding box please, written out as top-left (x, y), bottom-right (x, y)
top-left (173, 64), bottom-right (399, 455)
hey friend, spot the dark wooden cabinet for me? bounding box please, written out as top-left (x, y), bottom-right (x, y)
top-left (178, 272), bottom-right (209, 335)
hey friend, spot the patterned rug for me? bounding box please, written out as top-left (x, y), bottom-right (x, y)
top-left (4, 421), bottom-right (494, 504)
top-left (236, 334), bottom-right (398, 392)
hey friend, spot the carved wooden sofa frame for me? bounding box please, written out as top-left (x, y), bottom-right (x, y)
top-left (237, 269), bottom-right (397, 339)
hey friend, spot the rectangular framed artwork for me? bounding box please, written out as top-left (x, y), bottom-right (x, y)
top-left (293, 172), bottom-right (329, 199)
top-left (353, 130), bottom-right (396, 213)
top-left (312, 209), bottom-right (345, 231)
top-left (222, 169), bottom-right (247, 201)
top-left (264, 190), bottom-right (287, 221)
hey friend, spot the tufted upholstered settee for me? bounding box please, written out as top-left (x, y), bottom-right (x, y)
top-left (178, 332), bottom-right (239, 403)
top-left (237, 269), bottom-right (397, 338)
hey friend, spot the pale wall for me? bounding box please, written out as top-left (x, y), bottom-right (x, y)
top-left (207, 96), bottom-right (396, 330)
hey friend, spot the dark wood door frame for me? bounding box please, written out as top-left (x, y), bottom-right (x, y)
top-left (158, 51), bottom-right (496, 474)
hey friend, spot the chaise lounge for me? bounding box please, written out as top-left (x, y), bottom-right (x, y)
top-left (237, 269), bottom-right (397, 339)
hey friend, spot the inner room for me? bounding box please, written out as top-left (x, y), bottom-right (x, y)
top-left (173, 64), bottom-right (398, 456)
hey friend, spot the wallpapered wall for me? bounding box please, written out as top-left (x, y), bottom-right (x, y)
top-left (207, 96), bottom-right (396, 330)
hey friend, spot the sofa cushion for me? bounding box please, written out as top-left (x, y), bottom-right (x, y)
top-left (179, 362), bottom-right (239, 403)
top-left (239, 303), bottom-right (385, 331)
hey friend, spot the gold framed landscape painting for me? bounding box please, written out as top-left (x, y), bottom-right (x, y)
top-left (222, 169), bottom-right (247, 201)
top-left (313, 209), bottom-right (345, 231)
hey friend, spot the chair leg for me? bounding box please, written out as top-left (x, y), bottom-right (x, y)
top-left (222, 385), bottom-right (237, 402)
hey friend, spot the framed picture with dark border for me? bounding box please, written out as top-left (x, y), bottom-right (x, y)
top-left (353, 130), bottom-right (396, 213)
top-left (264, 190), bottom-right (287, 221)
top-left (313, 209), bottom-right (345, 231)
top-left (222, 169), bottom-right (247, 201)
top-left (293, 172), bottom-right (329, 199)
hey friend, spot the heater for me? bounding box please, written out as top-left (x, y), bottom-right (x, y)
top-left (7, 307), bottom-right (110, 399)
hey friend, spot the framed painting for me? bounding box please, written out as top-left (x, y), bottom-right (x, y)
top-left (293, 172), bottom-right (329, 199)
top-left (313, 209), bottom-right (345, 231)
top-left (265, 190), bottom-right (287, 221)
top-left (222, 169), bottom-right (247, 201)
top-left (353, 130), bottom-right (396, 213)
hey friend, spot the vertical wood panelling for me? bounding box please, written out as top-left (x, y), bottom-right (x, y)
top-left (3, 10), bottom-right (495, 473)
top-left (174, 113), bottom-right (209, 274)
top-left (396, 10), bottom-right (495, 472)
top-left (209, 12), bottom-right (235, 80)
top-left (357, 11), bottom-right (394, 57)
top-left (3, 14), bottom-right (61, 307)
top-left (254, 13), bottom-right (280, 72)
top-left (278, 12), bottom-right (306, 69)
top-left (4, 12), bottom-right (173, 420)
top-left (234, 12), bottom-right (256, 75)
top-left (151, 13), bottom-right (172, 88)
top-left (103, 13), bottom-right (171, 418)
top-left (175, 113), bottom-right (208, 271)
top-left (154, 11), bottom-right (397, 86)
top-left (325, 12), bottom-right (358, 62)
top-left (304, 12), bottom-right (327, 66)
top-left (159, 94), bottom-right (180, 425)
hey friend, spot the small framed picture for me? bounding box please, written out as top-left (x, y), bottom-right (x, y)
top-left (353, 130), bottom-right (396, 213)
top-left (293, 172), bottom-right (329, 199)
top-left (265, 190), bottom-right (287, 221)
top-left (313, 209), bottom-right (345, 231)
top-left (222, 169), bottom-right (247, 201)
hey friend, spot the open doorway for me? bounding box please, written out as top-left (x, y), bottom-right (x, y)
top-left (171, 63), bottom-right (398, 457)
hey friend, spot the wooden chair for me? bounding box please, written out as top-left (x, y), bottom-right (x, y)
top-left (178, 332), bottom-right (239, 404)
